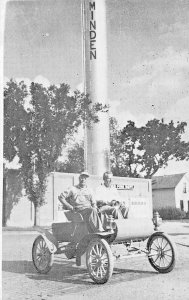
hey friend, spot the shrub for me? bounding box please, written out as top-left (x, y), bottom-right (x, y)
top-left (154, 206), bottom-right (186, 220)
top-left (185, 211), bottom-right (189, 219)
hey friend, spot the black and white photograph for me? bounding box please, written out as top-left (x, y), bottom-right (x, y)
top-left (2, 0), bottom-right (189, 299)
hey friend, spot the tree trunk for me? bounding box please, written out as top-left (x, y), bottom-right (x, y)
top-left (2, 177), bottom-right (7, 226)
top-left (34, 205), bottom-right (40, 226)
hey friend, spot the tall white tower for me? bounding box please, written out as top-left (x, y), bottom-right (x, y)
top-left (81, 0), bottom-right (110, 175)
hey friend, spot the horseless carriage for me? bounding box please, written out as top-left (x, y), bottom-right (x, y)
top-left (32, 199), bottom-right (177, 284)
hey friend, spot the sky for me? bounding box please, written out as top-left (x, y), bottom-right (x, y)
top-left (3, 0), bottom-right (189, 175)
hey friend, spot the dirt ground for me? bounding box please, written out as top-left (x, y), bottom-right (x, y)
top-left (2, 221), bottom-right (189, 300)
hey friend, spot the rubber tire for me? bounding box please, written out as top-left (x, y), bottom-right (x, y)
top-left (32, 235), bottom-right (54, 274)
top-left (147, 232), bottom-right (176, 273)
top-left (86, 238), bottom-right (114, 284)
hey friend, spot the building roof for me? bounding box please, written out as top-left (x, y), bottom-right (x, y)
top-left (152, 173), bottom-right (186, 190)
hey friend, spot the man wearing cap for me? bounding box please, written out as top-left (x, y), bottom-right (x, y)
top-left (58, 172), bottom-right (104, 233)
top-left (96, 171), bottom-right (129, 219)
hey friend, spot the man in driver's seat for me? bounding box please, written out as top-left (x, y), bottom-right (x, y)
top-left (58, 171), bottom-right (104, 233)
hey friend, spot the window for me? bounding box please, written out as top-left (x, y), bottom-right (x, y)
top-left (180, 200), bottom-right (184, 211)
top-left (183, 182), bottom-right (187, 193)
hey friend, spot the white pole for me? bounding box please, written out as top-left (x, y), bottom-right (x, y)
top-left (81, 0), bottom-right (110, 175)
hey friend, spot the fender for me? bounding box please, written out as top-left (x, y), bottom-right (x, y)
top-left (76, 231), bottom-right (114, 266)
top-left (146, 231), bottom-right (165, 252)
top-left (148, 230), bottom-right (165, 238)
top-left (35, 226), bottom-right (58, 254)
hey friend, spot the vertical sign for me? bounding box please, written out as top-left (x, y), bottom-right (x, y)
top-left (82, 0), bottom-right (110, 175)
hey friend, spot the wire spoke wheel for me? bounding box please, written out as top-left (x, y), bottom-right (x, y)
top-left (32, 235), bottom-right (54, 274)
top-left (147, 232), bottom-right (176, 273)
top-left (86, 238), bottom-right (114, 284)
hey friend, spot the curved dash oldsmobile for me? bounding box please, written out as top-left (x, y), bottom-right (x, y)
top-left (32, 200), bottom-right (176, 284)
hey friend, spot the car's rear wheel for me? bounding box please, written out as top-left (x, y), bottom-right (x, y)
top-left (86, 238), bottom-right (114, 284)
top-left (32, 235), bottom-right (54, 274)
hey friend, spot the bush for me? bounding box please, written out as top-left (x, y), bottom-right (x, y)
top-left (154, 206), bottom-right (186, 220)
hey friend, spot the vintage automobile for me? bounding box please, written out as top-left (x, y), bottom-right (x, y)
top-left (32, 208), bottom-right (177, 284)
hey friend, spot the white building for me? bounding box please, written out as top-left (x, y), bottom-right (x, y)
top-left (152, 173), bottom-right (189, 212)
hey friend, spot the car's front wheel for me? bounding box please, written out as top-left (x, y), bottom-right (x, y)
top-left (147, 232), bottom-right (176, 273)
top-left (86, 238), bottom-right (114, 284)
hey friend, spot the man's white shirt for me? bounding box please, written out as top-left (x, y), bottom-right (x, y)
top-left (95, 184), bottom-right (122, 205)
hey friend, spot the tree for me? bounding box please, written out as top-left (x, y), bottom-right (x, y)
top-left (4, 79), bottom-right (104, 225)
top-left (110, 117), bottom-right (125, 176)
top-left (136, 119), bottom-right (189, 177)
top-left (55, 142), bottom-right (84, 173)
top-left (56, 117), bottom-right (189, 179)
top-left (112, 118), bottom-right (189, 178)
top-left (110, 118), bottom-right (143, 177)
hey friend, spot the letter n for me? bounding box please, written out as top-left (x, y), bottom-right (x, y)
top-left (90, 51), bottom-right (96, 60)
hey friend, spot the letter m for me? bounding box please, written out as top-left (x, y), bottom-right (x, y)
top-left (89, 2), bottom-right (95, 10)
